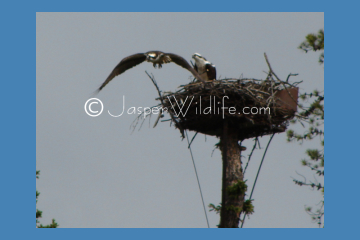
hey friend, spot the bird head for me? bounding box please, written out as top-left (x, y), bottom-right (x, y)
top-left (192, 53), bottom-right (207, 61)
top-left (146, 52), bottom-right (158, 60)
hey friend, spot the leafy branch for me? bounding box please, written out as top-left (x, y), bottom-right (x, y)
top-left (298, 29), bottom-right (324, 64)
top-left (287, 29), bottom-right (324, 227)
top-left (36, 171), bottom-right (59, 228)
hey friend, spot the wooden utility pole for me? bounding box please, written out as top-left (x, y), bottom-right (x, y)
top-left (218, 119), bottom-right (245, 228)
top-left (151, 60), bottom-right (299, 227)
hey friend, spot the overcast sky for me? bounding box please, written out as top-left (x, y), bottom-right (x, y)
top-left (36, 12), bottom-right (324, 228)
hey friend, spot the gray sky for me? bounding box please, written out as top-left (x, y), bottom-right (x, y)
top-left (36, 12), bottom-right (324, 228)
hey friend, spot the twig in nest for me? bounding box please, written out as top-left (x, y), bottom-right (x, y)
top-left (130, 104), bottom-right (161, 133)
top-left (263, 54), bottom-right (303, 110)
top-left (153, 111), bottom-right (163, 128)
top-left (264, 52), bottom-right (281, 82)
top-left (286, 73), bottom-right (299, 82)
top-left (145, 71), bottom-right (185, 138)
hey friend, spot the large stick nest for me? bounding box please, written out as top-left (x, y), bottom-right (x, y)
top-left (133, 54), bottom-right (301, 141)
top-left (157, 77), bottom-right (299, 140)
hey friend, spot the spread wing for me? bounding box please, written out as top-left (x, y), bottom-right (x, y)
top-left (206, 64), bottom-right (216, 81)
top-left (166, 53), bottom-right (205, 83)
top-left (98, 53), bottom-right (146, 91)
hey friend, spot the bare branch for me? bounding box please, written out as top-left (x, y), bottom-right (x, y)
top-left (145, 71), bottom-right (185, 138)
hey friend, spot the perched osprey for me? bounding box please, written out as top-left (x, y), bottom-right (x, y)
top-left (192, 53), bottom-right (216, 81)
top-left (98, 51), bottom-right (205, 91)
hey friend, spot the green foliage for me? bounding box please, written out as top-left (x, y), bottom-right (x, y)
top-left (242, 200), bottom-right (254, 215)
top-left (208, 203), bottom-right (221, 214)
top-left (227, 180), bottom-right (248, 199)
top-left (36, 171), bottom-right (59, 228)
top-left (287, 89), bottom-right (324, 181)
top-left (209, 200), bottom-right (253, 215)
top-left (38, 219), bottom-right (59, 228)
top-left (298, 29), bottom-right (324, 64)
top-left (287, 29), bottom-right (324, 227)
top-left (287, 91), bottom-right (324, 141)
top-left (305, 197), bottom-right (324, 228)
top-left (225, 205), bottom-right (242, 214)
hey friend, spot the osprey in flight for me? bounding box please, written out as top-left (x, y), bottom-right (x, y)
top-left (98, 51), bottom-right (205, 91)
top-left (192, 53), bottom-right (216, 81)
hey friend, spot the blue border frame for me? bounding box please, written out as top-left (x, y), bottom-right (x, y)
top-left (3, 0), bottom-right (357, 239)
